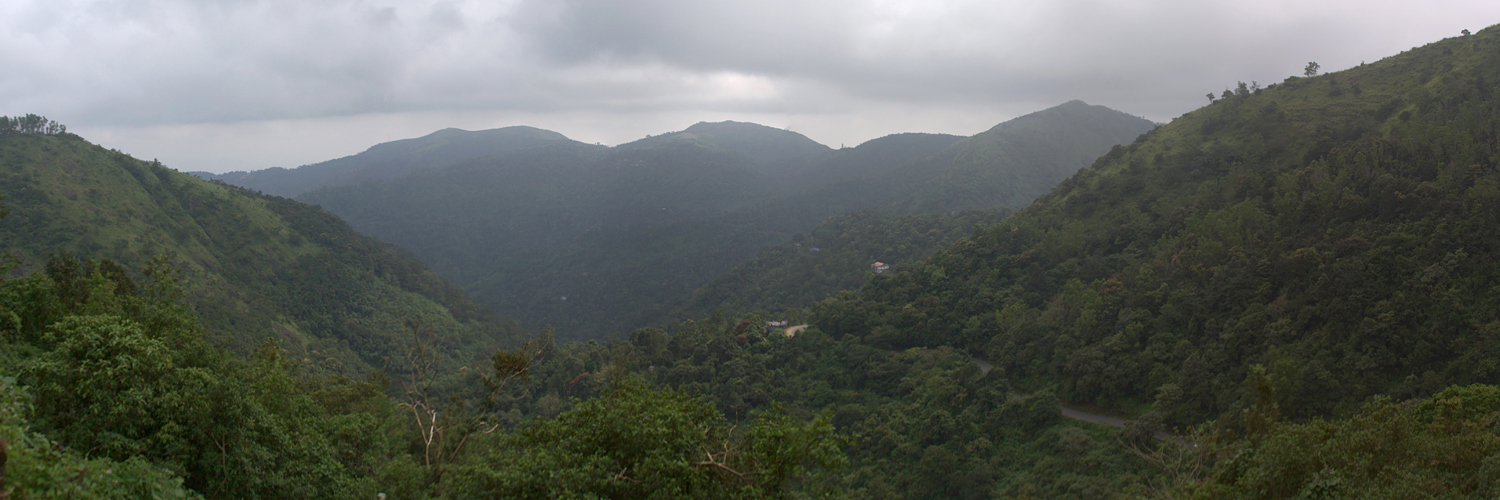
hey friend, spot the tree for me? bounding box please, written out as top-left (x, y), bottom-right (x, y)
top-left (445, 378), bottom-right (847, 499)
top-left (398, 319), bottom-right (542, 483)
top-left (0, 194), bottom-right (11, 277)
top-left (0, 114), bottom-right (66, 136)
top-left (1304, 61), bottom-right (1320, 77)
top-left (1164, 385), bottom-right (1500, 498)
top-left (24, 315), bottom-right (178, 459)
top-left (1207, 93), bottom-right (1217, 103)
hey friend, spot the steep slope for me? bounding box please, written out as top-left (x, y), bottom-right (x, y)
top-left (0, 130), bottom-right (525, 372)
top-left (812, 26), bottom-right (1500, 426)
top-left (196, 125), bottom-right (578, 198)
top-left (763, 101), bottom-right (1155, 222)
top-left (891, 100), bottom-right (1158, 213)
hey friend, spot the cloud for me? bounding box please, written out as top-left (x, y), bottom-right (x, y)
top-left (3, 0), bottom-right (1497, 172)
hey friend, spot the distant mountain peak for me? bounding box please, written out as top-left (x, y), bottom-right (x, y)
top-left (618, 120), bottom-right (833, 173)
top-left (205, 125), bottom-right (578, 198)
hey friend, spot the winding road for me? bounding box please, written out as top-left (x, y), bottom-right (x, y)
top-left (972, 357), bottom-right (1173, 440)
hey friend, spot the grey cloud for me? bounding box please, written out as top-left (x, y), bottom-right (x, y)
top-left (502, 0), bottom-right (1401, 117)
top-left (2, 0), bottom-right (1496, 173)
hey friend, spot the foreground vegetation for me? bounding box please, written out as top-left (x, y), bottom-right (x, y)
top-left (0, 254), bottom-right (855, 498)
top-left (6, 253), bottom-right (1495, 498)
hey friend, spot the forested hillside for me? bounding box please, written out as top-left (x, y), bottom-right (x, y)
top-left (757, 100), bottom-right (1156, 218)
top-left (893, 100), bottom-right (1160, 213)
top-left (295, 103), bottom-right (1151, 340)
top-left (669, 208), bottom-right (1011, 321)
top-left (813, 26), bottom-right (1500, 428)
top-left (0, 121), bottom-right (855, 499)
top-left (0, 129), bottom-right (525, 373)
top-left (618, 120), bottom-right (837, 184)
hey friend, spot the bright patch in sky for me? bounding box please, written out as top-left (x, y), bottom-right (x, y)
top-left (3, 0), bottom-right (1497, 172)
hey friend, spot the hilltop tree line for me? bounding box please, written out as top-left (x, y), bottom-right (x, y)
top-left (812, 26), bottom-right (1500, 422)
top-left (0, 114), bottom-right (68, 136)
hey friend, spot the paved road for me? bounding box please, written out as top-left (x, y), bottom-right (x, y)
top-left (972, 357), bottom-right (1173, 440)
top-left (784, 324), bottom-right (808, 337)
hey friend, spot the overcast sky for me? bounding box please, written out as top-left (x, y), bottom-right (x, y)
top-left (4, 0), bottom-right (1496, 173)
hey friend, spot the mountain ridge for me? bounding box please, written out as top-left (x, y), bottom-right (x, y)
top-left (809, 24), bottom-right (1500, 425)
top-left (193, 125), bottom-right (582, 197)
top-left (290, 101), bottom-right (1154, 339)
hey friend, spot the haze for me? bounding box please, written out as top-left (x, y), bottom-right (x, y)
top-left (3, 0), bottom-right (1495, 173)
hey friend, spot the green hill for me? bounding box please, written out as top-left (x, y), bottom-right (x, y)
top-left (300, 135), bottom-right (790, 340)
top-left (0, 122), bottom-right (852, 498)
top-left (811, 25), bottom-right (1500, 427)
top-left (0, 129), bottom-right (525, 372)
top-left (618, 120), bottom-right (836, 182)
top-left (195, 125), bottom-right (579, 198)
top-left (292, 107), bottom-right (1149, 340)
top-left (891, 100), bottom-right (1159, 213)
top-left (746, 101), bottom-right (1155, 231)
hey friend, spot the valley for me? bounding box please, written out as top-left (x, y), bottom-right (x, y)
top-left (286, 101), bottom-right (1155, 340)
top-left (4, 24), bottom-right (1500, 499)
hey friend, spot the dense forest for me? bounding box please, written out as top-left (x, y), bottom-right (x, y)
top-left (294, 103), bottom-right (1153, 340)
top-left (5, 24), bottom-right (1500, 500)
top-left (812, 25), bottom-right (1500, 423)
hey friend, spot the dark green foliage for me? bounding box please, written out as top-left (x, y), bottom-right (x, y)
top-left (0, 377), bottom-right (199, 499)
top-left (1165, 385), bottom-right (1500, 498)
top-left (808, 25), bottom-right (1500, 427)
top-left (2, 258), bottom-right (368, 499)
top-left (486, 312), bottom-right (1155, 499)
top-left (0, 114), bottom-right (67, 136)
top-left (447, 378), bottom-right (846, 499)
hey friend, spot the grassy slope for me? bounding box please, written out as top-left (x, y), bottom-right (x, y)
top-left (0, 133), bottom-right (524, 373)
